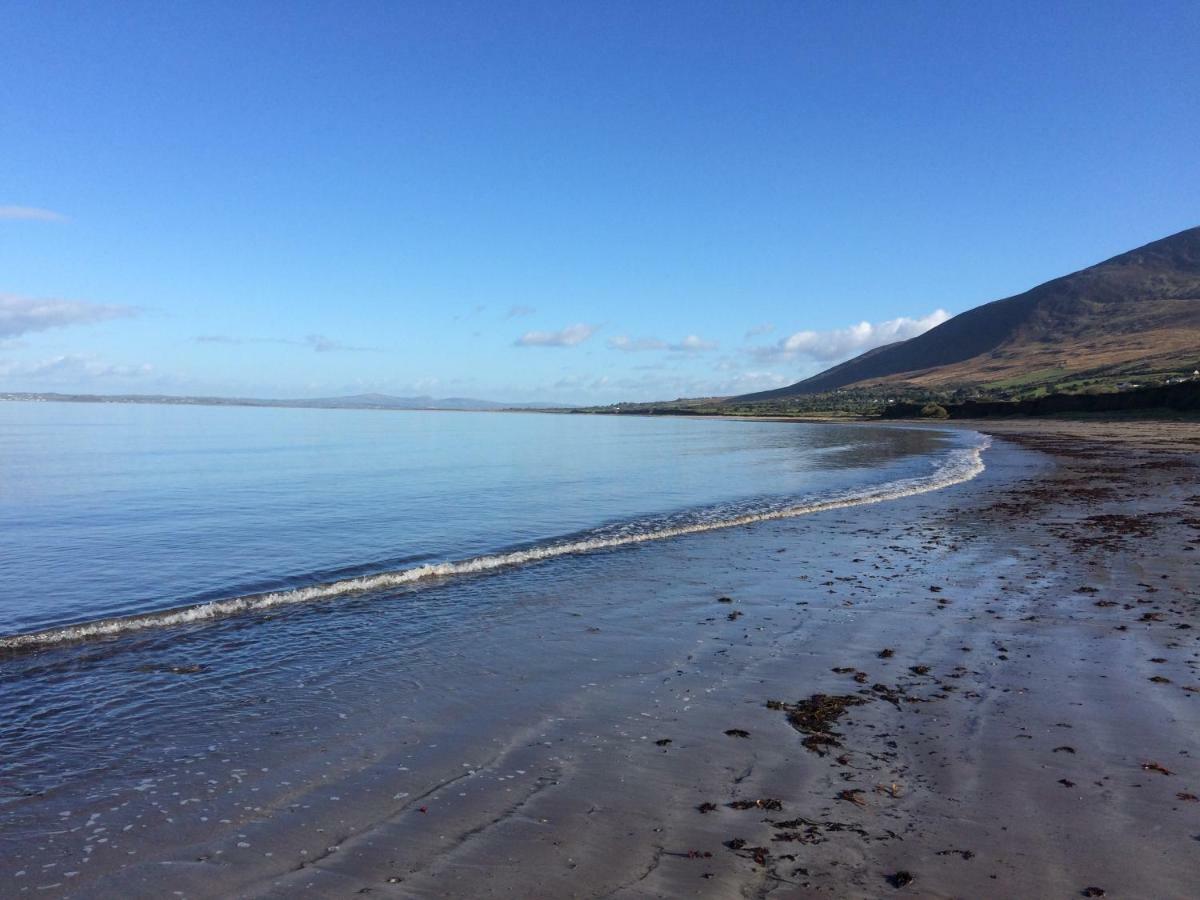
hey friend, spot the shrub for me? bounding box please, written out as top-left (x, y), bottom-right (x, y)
top-left (920, 402), bottom-right (950, 419)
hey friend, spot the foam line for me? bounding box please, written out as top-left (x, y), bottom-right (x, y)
top-left (1, 435), bottom-right (990, 652)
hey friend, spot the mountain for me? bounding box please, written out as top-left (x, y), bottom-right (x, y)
top-left (291, 394), bottom-right (556, 410)
top-left (737, 225), bottom-right (1200, 400)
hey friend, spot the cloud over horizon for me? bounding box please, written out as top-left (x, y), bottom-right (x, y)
top-left (0, 293), bottom-right (137, 339)
top-left (752, 309), bottom-right (950, 363)
top-left (194, 333), bottom-right (379, 352)
top-left (0, 205), bottom-right (69, 222)
top-left (514, 323), bottom-right (598, 347)
top-left (595, 368), bottom-right (791, 402)
top-left (608, 333), bottom-right (718, 353)
top-left (668, 334), bottom-right (718, 353)
top-left (744, 322), bottom-right (775, 339)
top-left (608, 334), bottom-right (666, 352)
top-left (195, 334), bottom-right (254, 345)
top-left (305, 334), bottom-right (379, 353)
top-left (0, 353), bottom-right (153, 380)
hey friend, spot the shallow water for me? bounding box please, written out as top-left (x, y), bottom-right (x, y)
top-left (0, 403), bottom-right (972, 643)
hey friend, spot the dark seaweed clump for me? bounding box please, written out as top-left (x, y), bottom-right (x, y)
top-left (766, 693), bottom-right (869, 755)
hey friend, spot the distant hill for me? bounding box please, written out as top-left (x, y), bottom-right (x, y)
top-left (0, 392), bottom-right (560, 412)
top-left (737, 225), bottom-right (1200, 400)
top-left (291, 393), bottom-right (555, 411)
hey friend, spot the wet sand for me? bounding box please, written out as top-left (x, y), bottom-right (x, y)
top-left (12, 421), bottom-right (1200, 899)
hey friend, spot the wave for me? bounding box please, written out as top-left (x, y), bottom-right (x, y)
top-left (0, 434), bottom-right (990, 652)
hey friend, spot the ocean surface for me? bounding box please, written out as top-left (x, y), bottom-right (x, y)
top-left (0, 403), bottom-right (982, 645)
top-left (0, 402), bottom-right (987, 881)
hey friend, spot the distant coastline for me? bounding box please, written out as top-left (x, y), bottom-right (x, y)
top-left (6, 384), bottom-right (1198, 422)
top-left (0, 391), bottom-right (562, 413)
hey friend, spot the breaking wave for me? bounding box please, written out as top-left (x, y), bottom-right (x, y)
top-left (1, 435), bottom-right (990, 652)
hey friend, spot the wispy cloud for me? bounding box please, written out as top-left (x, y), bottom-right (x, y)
top-left (452, 304), bottom-right (488, 322)
top-left (305, 333), bottom-right (379, 353)
top-left (194, 333), bottom-right (379, 352)
top-left (553, 373), bottom-right (612, 391)
top-left (608, 333), bottom-right (717, 353)
top-left (668, 334), bottom-right (718, 353)
top-left (194, 334), bottom-right (294, 348)
top-left (744, 322), bottom-right (775, 339)
top-left (608, 334), bottom-right (666, 352)
top-left (721, 370), bottom-right (791, 392)
top-left (0, 354), bottom-right (152, 380)
top-left (593, 368), bottom-right (790, 401)
top-left (538, 353), bottom-right (793, 403)
top-left (505, 304), bottom-right (537, 319)
top-left (751, 309), bottom-right (950, 363)
top-left (0, 293), bottom-right (137, 338)
top-left (0, 205), bottom-right (69, 222)
top-left (515, 323), bottom-right (598, 347)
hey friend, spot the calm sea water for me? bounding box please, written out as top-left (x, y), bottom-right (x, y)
top-left (0, 402), bottom-right (976, 642)
top-left (0, 402), bottom-right (985, 831)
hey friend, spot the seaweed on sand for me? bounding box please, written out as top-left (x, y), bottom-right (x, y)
top-left (766, 693), bottom-right (870, 756)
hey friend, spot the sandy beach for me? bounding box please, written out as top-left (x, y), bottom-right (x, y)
top-left (8, 419), bottom-right (1198, 900)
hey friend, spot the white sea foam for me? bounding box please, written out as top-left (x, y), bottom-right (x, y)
top-left (1, 434), bottom-right (990, 651)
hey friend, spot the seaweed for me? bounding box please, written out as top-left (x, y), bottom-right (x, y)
top-left (766, 693), bottom-right (869, 755)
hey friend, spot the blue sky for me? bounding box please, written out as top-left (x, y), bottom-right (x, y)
top-left (2, 1), bottom-right (1197, 403)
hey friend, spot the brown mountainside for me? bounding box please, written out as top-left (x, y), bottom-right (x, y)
top-left (737, 225), bottom-right (1200, 400)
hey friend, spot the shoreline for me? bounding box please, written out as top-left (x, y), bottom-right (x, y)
top-left (6, 420), bottom-right (1198, 898)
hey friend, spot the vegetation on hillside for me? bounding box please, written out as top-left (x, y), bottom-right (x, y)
top-left (572, 366), bottom-right (1200, 420)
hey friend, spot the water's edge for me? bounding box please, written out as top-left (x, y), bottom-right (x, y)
top-left (1, 433), bottom-right (990, 652)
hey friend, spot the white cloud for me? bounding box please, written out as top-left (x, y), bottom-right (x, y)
top-left (0, 205), bottom-right (68, 222)
top-left (753, 309), bottom-right (950, 363)
top-left (744, 322), bottom-right (775, 339)
top-left (515, 323), bottom-right (598, 347)
top-left (668, 334), bottom-right (718, 353)
top-left (0, 293), bottom-right (137, 338)
top-left (608, 335), bottom-right (666, 352)
top-left (505, 305), bottom-right (536, 319)
top-left (0, 354), bottom-right (153, 380)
